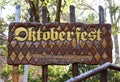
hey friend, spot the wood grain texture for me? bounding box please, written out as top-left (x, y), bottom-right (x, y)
top-left (8, 22), bottom-right (112, 65)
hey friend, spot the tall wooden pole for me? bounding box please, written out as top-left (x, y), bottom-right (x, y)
top-left (13, 65), bottom-right (19, 82)
top-left (12, 5), bottom-right (21, 82)
top-left (70, 5), bottom-right (79, 77)
top-left (99, 6), bottom-right (107, 82)
top-left (42, 6), bottom-right (48, 82)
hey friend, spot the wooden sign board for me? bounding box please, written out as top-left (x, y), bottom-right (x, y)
top-left (7, 22), bottom-right (112, 65)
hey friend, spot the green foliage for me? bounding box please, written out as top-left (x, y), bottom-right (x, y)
top-left (108, 69), bottom-right (120, 82)
top-left (28, 65), bottom-right (72, 82)
top-left (0, 0), bottom-right (8, 9)
top-left (0, 46), bottom-right (7, 53)
top-left (78, 64), bottom-right (100, 82)
top-left (0, 64), bottom-right (12, 79)
top-left (28, 66), bottom-right (42, 82)
top-left (48, 65), bottom-right (71, 82)
top-left (109, 4), bottom-right (120, 36)
top-left (112, 23), bottom-right (119, 36)
top-left (0, 19), bottom-right (7, 46)
top-left (78, 64), bottom-right (120, 82)
top-left (0, 46), bottom-right (11, 81)
top-left (0, 46), bottom-right (24, 81)
top-left (109, 4), bottom-right (119, 17)
top-left (82, 13), bottom-right (98, 23)
top-left (108, 1), bottom-right (120, 36)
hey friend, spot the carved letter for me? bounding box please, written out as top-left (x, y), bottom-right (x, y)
top-left (76, 28), bottom-right (81, 43)
top-left (81, 32), bottom-right (87, 41)
top-left (43, 31), bottom-right (50, 41)
top-left (28, 27), bottom-right (36, 41)
top-left (51, 28), bottom-right (58, 41)
top-left (88, 28), bottom-right (96, 41)
top-left (14, 27), bottom-right (28, 41)
top-left (97, 28), bottom-right (102, 41)
top-left (59, 32), bottom-right (66, 41)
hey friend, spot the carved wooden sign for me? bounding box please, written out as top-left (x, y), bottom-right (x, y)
top-left (7, 22), bottom-right (112, 65)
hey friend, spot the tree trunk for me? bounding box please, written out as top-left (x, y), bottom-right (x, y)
top-left (28, 0), bottom-right (39, 22)
top-left (107, 0), bottom-right (120, 62)
top-left (55, 0), bottom-right (62, 22)
top-left (114, 35), bottom-right (119, 62)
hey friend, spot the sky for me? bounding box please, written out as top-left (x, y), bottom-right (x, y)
top-left (1, 4), bottom-right (15, 23)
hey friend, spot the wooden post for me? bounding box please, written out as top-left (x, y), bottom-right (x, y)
top-left (12, 65), bottom-right (19, 82)
top-left (99, 6), bottom-right (104, 24)
top-left (42, 6), bottom-right (48, 23)
top-left (99, 6), bottom-right (107, 82)
top-left (70, 5), bottom-right (79, 77)
top-left (42, 66), bottom-right (48, 82)
top-left (70, 5), bottom-right (76, 22)
top-left (42, 6), bottom-right (48, 82)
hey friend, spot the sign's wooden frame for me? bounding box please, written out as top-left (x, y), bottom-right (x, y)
top-left (8, 22), bottom-right (112, 66)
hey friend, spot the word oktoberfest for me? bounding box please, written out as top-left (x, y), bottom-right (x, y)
top-left (14, 27), bottom-right (102, 43)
